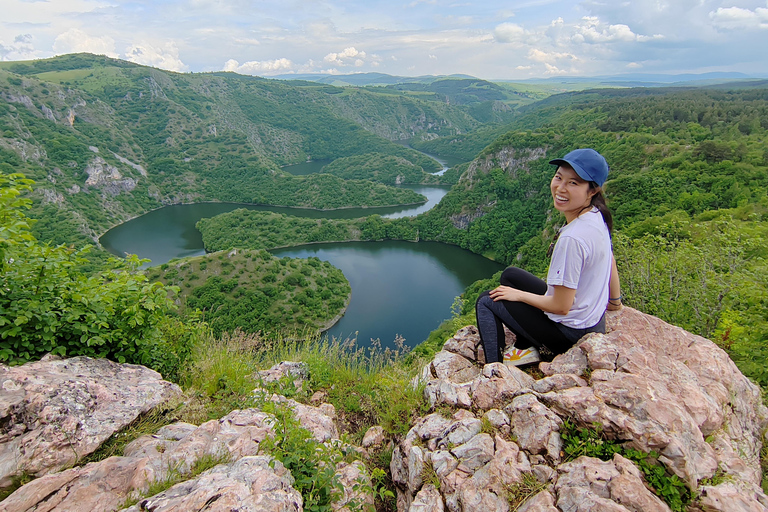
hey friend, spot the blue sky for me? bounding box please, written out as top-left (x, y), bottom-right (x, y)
top-left (1, 0), bottom-right (767, 79)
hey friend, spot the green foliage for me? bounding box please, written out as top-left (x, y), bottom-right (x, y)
top-left (259, 406), bottom-right (346, 512)
top-left (0, 172), bottom-right (188, 375)
top-left (322, 153), bottom-right (443, 185)
top-left (560, 420), bottom-right (691, 511)
top-left (148, 249), bottom-right (351, 337)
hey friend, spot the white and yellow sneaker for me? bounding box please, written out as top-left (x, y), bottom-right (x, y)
top-left (503, 346), bottom-right (541, 367)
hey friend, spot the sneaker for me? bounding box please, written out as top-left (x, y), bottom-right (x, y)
top-left (503, 346), bottom-right (541, 367)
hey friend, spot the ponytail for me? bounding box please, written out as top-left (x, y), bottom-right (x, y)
top-left (589, 184), bottom-right (613, 233)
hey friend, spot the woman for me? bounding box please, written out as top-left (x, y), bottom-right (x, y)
top-left (475, 148), bottom-right (622, 366)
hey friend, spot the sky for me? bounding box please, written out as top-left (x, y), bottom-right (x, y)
top-left (1, 0), bottom-right (767, 80)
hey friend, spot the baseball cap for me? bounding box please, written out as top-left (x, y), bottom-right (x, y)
top-left (549, 148), bottom-right (609, 187)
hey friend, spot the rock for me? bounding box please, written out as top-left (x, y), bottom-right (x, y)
top-left (697, 482), bottom-right (768, 512)
top-left (333, 461), bottom-right (374, 512)
top-left (0, 408), bottom-right (276, 510)
top-left (555, 455), bottom-right (671, 512)
top-left (431, 351), bottom-right (480, 384)
top-left (409, 484), bottom-right (444, 511)
top-left (0, 356), bottom-right (180, 487)
top-left (443, 325), bottom-right (484, 364)
top-left (121, 456), bottom-right (302, 512)
top-left (451, 433), bottom-right (494, 472)
top-left (517, 490), bottom-right (559, 512)
top-left (470, 363), bottom-right (534, 411)
top-left (257, 361), bottom-right (309, 389)
top-left (389, 307), bottom-right (768, 511)
top-left (424, 379), bottom-right (472, 409)
top-left (504, 394), bottom-right (563, 462)
top-left (270, 396), bottom-right (338, 441)
top-left (362, 426), bottom-right (385, 448)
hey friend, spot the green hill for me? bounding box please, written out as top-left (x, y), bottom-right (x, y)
top-left (0, 53), bottom-right (497, 246)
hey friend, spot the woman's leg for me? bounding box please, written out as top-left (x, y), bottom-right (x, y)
top-left (475, 267), bottom-right (576, 359)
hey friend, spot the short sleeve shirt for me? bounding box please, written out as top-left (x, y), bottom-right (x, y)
top-left (544, 208), bottom-right (612, 329)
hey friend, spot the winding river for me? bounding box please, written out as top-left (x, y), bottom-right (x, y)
top-left (101, 160), bottom-right (503, 348)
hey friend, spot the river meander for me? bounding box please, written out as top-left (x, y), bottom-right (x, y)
top-left (100, 178), bottom-right (503, 348)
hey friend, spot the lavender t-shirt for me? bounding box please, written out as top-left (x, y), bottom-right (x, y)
top-left (545, 208), bottom-right (612, 329)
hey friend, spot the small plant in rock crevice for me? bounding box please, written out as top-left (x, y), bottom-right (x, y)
top-left (505, 472), bottom-right (547, 510)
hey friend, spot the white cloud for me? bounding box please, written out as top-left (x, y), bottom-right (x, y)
top-left (573, 16), bottom-right (644, 43)
top-left (528, 48), bottom-right (578, 75)
top-left (323, 47), bottom-right (369, 67)
top-left (626, 61), bottom-right (642, 69)
top-left (52, 28), bottom-right (118, 57)
top-left (125, 42), bottom-right (187, 72)
top-left (710, 6), bottom-right (768, 30)
top-left (224, 57), bottom-right (294, 75)
top-left (494, 22), bottom-right (526, 45)
top-left (0, 33), bottom-right (39, 61)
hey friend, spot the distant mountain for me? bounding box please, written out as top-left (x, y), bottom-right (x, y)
top-left (270, 72), bottom-right (477, 87)
top-left (505, 71), bottom-right (759, 88)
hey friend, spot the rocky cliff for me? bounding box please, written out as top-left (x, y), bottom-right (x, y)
top-left (0, 307), bottom-right (766, 511)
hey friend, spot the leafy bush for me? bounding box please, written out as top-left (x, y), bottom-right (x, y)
top-left (0, 172), bottom-right (186, 372)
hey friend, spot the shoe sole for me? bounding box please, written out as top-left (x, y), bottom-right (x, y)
top-left (503, 353), bottom-right (541, 367)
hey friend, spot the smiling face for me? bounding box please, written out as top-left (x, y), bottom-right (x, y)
top-left (550, 165), bottom-right (597, 223)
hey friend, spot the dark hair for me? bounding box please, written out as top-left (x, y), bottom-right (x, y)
top-left (588, 182), bottom-right (613, 233)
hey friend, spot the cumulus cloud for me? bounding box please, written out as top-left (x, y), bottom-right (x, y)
top-left (52, 28), bottom-right (118, 57)
top-left (323, 47), bottom-right (367, 67)
top-left (710, 6), bottom-right (768, 30)
top-left (494, 22), bottom-right (526, 45)
top-left (572, 16), bottom-right (651, 43)
top-left (223, 58), bottom-right (294, 75)
top-left (528, 48), bottom-right (578, 75)
top-left (125, 42), bottom-right (187, 72)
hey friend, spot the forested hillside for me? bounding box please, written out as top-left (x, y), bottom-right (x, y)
top-left (0, 53), bottom-right (501, 247)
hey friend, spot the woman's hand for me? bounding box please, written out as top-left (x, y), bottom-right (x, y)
top-left (489, 284), bottom-right (576, 316)
top-left (489, 285), bottom-right (523, 302)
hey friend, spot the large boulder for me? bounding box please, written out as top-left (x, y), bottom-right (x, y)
top-left (0, 356), bottom-right (181, 487)
top-left (392, 307), bottom-right (768, 511)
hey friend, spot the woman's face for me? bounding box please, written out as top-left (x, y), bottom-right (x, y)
top-left (550, 165), bottom-right (596, 223)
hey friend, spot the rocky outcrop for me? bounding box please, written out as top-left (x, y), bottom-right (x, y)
top-left (394, 307), bottom-right (768, 511)
top-left (0, 361), bottom-right (371, 512)
top-left (2, 308), bottom-right (766, 511)
top-left (462, 146), bottom-right (548, 184)
top-left (84, 156), bottom-right (137, 194)
top-left (0, 355), bottom-right (181, 488)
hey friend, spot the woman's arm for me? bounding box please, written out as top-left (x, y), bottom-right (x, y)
top-left (489, 284), bottom-right (576, 316)
top-left (607, 255), bottom-right (622, 311)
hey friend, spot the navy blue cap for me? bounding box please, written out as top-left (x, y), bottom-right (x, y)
top-left (549, 148), bottom-right (609, 187)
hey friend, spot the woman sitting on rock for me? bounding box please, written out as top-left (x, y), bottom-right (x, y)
top-left (475, 148), bottom-right (622, 367)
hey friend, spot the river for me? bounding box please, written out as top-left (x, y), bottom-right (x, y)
top-left (101, 156), bottom-right (504, 348)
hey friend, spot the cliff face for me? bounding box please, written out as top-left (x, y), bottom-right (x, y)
top-left (1, 308), bottom-right (766, 511)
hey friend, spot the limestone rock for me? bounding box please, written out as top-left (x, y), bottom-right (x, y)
top-left (0, 408), bottom-right (276, 511)
top-left (391, 307), bottom-right (768, 511)
top-left (431, 350), bottom-right (480, 384)
top-left (257, 361), bottom-right (309, 389)
top-left (0, 356), bottom-right (181, 486)
top-left (362, 426), bottom-right (385, 448)
top-left (120, 456), bottom-right (302, 512)
top-left (470, 363), bottom-right (534, 411)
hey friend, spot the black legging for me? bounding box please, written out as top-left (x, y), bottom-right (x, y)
top-left (475, 267), bottom-right (605, 363)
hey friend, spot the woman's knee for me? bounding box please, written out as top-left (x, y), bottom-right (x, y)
top-left (475, 290), bottom-right (493, 309)
top-left (500, 266), bottom-right (546, 294)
